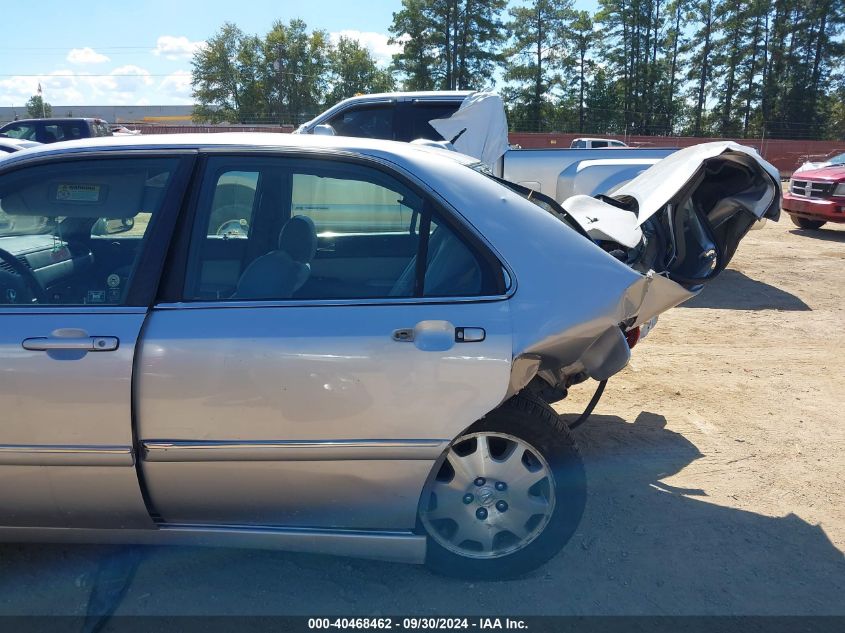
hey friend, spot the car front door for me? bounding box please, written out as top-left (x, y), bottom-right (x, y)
top-left (135, 153), bottom-right (514, 531)
top-left (0, 152), bottom-right (193, 529)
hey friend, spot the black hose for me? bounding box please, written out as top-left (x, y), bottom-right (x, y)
top-left (568, 379), bottom-right (608, 429)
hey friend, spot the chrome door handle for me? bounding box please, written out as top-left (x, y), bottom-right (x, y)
top-left (22, 336), bottom-right (119, 352)
top-left (392, 325), bottom-right (486, 346)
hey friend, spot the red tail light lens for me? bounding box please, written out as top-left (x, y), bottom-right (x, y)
top-left (625, 326), bottom-right (641, 349)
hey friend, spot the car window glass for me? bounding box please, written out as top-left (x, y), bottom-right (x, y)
top-left (59, 123), bottom-right (85, 140)
top-left (0, 158), bottom-right (179, 306)
top-left (43, 125), bottom-right (65, 142)
top-left (184, 156), bottom-right (497, 302)
top-left (208, 171), bottom-right (259, 238)
top-left (406, 102), bottom-right (461, 141)
top-left (327, 106), bottom-right (394, 140)
top-left (2, 124), bottom-right (36, 141)
top-left (291, 174), bottom-right (414, 235)
top-left (573, 140), bottom-right (586, 148)
top-left (592, 141), bottom-right (608, 148)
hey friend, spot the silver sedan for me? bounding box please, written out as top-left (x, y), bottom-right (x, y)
top-left (0, 134), bottom-right (779, 578)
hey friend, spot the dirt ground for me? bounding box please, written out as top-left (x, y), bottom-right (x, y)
top-left (1, 218), bottom-right (843, 618)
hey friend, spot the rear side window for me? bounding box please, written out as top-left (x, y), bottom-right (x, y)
top-left (42, 124), bottom-right (67, 142)
top-left (183, 156), bottom-right (502, 301)
top-left (403, 102), bottom-right (461, 142)
top-left (592, 141), bottom-right (609, 148)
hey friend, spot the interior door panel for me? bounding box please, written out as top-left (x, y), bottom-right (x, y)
top-left (304, 233), bottom-right (418, 298)
top-left (193, 237), bottom-right (250, 299)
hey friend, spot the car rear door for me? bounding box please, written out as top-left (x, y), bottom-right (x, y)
top-left (134, 152), bottom-right (514, 531)
top-left (0, 151), bottom-right (194, 529)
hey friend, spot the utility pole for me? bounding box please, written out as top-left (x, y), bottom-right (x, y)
top-left (38, 82), bottom-right (46, 118)
top-left (274, 43), bottom-right (286, 126)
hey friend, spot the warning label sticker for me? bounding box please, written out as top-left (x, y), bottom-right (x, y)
top-left (57, 184), bottom-right (101, 203)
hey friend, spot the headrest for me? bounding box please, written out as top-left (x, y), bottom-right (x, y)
top-left (278, 215), bottom-right (317, 264)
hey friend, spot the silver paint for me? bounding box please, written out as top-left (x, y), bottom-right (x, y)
top-left (0, 134), bottom-right (777, 563)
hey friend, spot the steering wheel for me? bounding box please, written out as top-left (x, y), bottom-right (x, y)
top-left (0, 247), bottom-right (47, 304)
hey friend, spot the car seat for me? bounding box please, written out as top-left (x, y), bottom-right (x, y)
top-left (233, 215), bottom-right (317, 299)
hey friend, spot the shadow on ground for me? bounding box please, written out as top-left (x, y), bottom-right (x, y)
top-left (680, 269), bottom-right (810, 311)
top-left (0, 413), bottom-right (843, 623)
top-left (789, 228), bottom-right (845, 243)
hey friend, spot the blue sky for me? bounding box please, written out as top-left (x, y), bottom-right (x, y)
top-left (0, 0), bottom-right (597, 107)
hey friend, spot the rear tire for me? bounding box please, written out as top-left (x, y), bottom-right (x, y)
top-left (790, 215), bottom-right (826, 230)
top-left (419, 394), bottom-right (586, 579)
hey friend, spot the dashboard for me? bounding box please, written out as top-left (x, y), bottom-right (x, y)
top-left (0, 234), bottom-right (104, 305)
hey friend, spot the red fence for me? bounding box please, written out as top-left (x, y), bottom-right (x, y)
top-left (138, 124), bottom-right (294, 134)
top-left (510, 132), bottom-right (845, 176)
top-left (135, 125), bottom-right (842, 176)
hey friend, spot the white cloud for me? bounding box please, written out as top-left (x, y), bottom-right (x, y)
top-left (159, 70), bottom-right (193, 103)
top-left (152, 35), bottom-right (206, 61)
top-left (111, 65), bottom-right (154, 87)
top-left (66, 47), bottom-right (110, 65)
top-left (0, 66), bottom-right (164, 107)
top-left (0, 76), bottom-right (40, 104)
top-left (329, 30), bottom-right (403, 66)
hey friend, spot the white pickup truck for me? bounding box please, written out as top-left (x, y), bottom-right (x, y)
top-left (295, 91), bottom-right (778, 280)
top-left (294, 91), bottom-right (676, 204)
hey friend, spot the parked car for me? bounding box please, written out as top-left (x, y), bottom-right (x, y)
top-left (295, 91), bottom-right (675, 204)
top-left (570, 137), bottom-right (628, 149)
top-left (793, 150), bottom-right (845, 174)
top-left (0, 138), bottom-right (40, 154)
top-left (782, 152), bottom-right (845, 229)
top-left (0, 134), bottom-right (779, 578)
top-left (0, 118), bottom-right (112, 144)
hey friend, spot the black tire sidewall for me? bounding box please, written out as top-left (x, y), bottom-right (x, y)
top-left (790, 215), bottom-right (826, 230)
top-left (422, 395), bottom-right (586, 579)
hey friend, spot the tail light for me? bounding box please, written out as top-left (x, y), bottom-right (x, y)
top-left (625, 326), bottom-right (641, 349)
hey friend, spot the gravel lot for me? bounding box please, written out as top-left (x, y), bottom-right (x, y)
top-left (1, 218), bottom-right (843, 618)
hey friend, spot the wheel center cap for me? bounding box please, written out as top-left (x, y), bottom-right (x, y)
top-left (477, 486), bottom-right (496, 507)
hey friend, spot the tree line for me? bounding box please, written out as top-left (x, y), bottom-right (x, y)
top-left (191, 0), bottom-right (845, 139)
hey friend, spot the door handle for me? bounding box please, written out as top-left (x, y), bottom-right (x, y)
top-left (392, 323), bottom-right (486, 351)
top-left (22, 336), bottom-right (119, 352)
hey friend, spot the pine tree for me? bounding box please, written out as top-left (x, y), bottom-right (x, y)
top-left (390, 0), bottom-right (506, 91)
top-left (503, 0), bottom-right (574, 132)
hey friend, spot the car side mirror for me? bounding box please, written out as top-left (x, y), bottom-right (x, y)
top-left (313, 124), bottom-right (336, 136)
top-left (92, 217), bottom-right (135, 236)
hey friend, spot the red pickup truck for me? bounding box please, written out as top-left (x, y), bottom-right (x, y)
top-left (783, 154), bottom-right (845, 229)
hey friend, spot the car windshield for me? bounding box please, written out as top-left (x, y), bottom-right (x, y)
top-left (0, 210), bottom-right (55, 236)
top-left (827, 152), bottom-right (845, 166)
